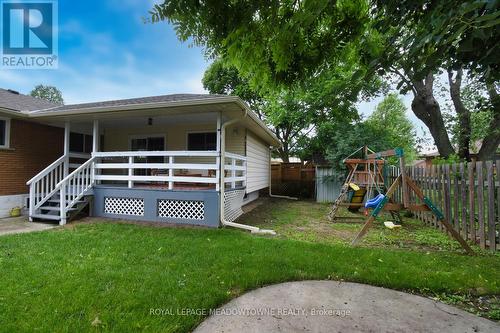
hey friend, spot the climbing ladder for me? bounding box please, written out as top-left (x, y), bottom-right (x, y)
top-left (328, 164), bottom-right (358, 220)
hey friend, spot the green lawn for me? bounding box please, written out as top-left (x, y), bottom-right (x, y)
top-left (239, 199), bottom-right (478, 251)
top-left (0, 205), bottom-right (499, 332)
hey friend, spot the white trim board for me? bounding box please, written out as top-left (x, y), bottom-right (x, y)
top-left (0, 116), bottom-right (11, 149)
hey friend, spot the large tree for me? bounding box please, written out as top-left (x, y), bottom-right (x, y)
top-left (30, 85), bottom-right (64, 104)
top-left (370, 1), bottom-right (499, 160)
top-left (151, 0), bottom-right (499, 160)
top-left (202, 58), bottom-right (384, 162)
top-left (365, 93), bottom-right (417, 161)
top-left (442, 74), bottom-right (496, 157)
top-left (151, 1), bottom-right (370, 87)
top-left (202, 59), bottom-right (314, 162)
top-left (307, 94), bottom-right (417, 170)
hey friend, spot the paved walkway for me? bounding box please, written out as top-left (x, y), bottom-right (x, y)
top-left (194, 281), bottom-right (499, 333)
top-left (0, 217), bottom-right (57, 236)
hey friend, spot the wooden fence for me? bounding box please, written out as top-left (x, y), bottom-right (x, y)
top-left (388, 161), bottom-right (499, 251)
top-left (271, 163), bottom-right (316, 198)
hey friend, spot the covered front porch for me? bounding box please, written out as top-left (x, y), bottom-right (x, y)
top-left (28, 103), bottom-right (253, 226)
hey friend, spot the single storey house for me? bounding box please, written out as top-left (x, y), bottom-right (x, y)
top-left (0, 88), bottom-right (280, 233)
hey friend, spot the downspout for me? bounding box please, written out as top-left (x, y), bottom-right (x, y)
top-left (219, 110), bottom-right (276, 235)
top-left (268, 147), bottom-right (298, 200)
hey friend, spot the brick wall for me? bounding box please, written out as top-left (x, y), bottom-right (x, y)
top-left (0, 119), bottom-right (63, 195)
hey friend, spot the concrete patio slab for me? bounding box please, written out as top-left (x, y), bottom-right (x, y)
top-left (0, 217), bottom-right (57, 236)
top-left (194, 281), bottom-right (499, 333)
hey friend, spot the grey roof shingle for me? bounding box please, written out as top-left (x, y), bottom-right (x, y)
top-left (0, 88), bottom-right (60, 112)
top-left (31, 93), bottom-right (228, 113)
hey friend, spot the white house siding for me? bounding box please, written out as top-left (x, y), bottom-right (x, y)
top-left (245, 131), bottom-right (270, 193)
top-left (225, 125), bottom-right (246, 155)
top-left (103, 123), bottom-right (245, 155)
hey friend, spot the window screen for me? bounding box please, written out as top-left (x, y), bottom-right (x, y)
top-left (70, 132), bottom-right (84, 152)
top-left (70, 133), bottom-right (94, 153)
top-left (187, 132), bottom-right (216, 151)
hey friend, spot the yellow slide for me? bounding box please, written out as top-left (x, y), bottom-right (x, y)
top-left (348, 185), bottom-right (366, 212)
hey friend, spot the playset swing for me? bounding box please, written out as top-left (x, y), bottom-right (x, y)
top-left (329, 146), bottom-right (401, 224)
top-left (330, 147), bottom-right (474, 255)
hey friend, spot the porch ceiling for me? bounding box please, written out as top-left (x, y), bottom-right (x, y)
top-left (99, 112), bottom-right (219, 129)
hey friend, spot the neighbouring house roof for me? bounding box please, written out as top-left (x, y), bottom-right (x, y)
top-left (410, 159), bottom-right (428, 167)
top-left (271, 157), bottom-right (302, 163)
top-left (0, 88), bottom-right (60, 112)
top-left (420, 140), bottom-right (499, 158)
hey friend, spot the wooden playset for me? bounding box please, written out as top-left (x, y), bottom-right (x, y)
top-left (329, 147), bottom-right (474, 254)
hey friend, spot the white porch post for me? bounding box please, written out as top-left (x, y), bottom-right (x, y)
top-left (60, 121), bottom-right (70, 225)
top-left (63, 122), bottom-right (70, 176)
top-left (28, 185), bottom-right (34, 222)
top-left (92, 120), bottom-right (99, 186)
top-left (128, 156), bottom-right (133, 188)
top-left (231, 158), bottom-right (236, 189)
top-left (92, 120), bottom-right (99, 152)
top-left (216, 112), bottom-right (221, 192)
top-left (168, 156), bottom-right (174, 190)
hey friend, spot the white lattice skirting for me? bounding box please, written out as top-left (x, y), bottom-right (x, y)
top-left (158, 199), bottom-right (205, 220)
top-left (224, 190), bottom-right (245, 222)
top-left (104, 197), bottom-right (145, 216)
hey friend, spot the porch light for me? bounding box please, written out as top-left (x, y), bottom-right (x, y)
top-left (148, 117), bottom-right (153, 126)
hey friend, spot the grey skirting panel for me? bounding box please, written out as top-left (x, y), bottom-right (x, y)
top-left (92, 186), bottom-right (220, 227)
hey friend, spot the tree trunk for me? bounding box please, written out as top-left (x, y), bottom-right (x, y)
top-left (477, 84), bottom-right (500, 161)
top-left (278, 150), bottom-right (290, 163)
top-left (411, 74), bottom-right (455, 158)
top-left (448, 69), bottom-right (471, 161)
top-left (277, 141), bottom-right (290, 163)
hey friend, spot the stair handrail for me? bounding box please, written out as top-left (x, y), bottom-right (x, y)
top-left (26, 155), bottom-right (66, 185)
top-left (54, 156), bottom-right (97, 224)
top-left (54, 156), bottom-right (96, 189)
top-left (28, 155), bottom-right (68, 218)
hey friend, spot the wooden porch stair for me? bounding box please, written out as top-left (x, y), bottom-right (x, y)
top-left (31, 189), bottom-right (93, 222)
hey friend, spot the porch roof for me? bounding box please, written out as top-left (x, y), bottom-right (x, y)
top-left (28, 93), bottom-right (228, 114)
top-left (0, 90), bottom-right (280, 147)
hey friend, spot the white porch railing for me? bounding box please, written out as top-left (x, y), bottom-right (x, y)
top-left (58, 157), bottom-right (95, 220)
top-left (224, 152), bottom-right (247, 189)
top-left (93, 151), bottom-right (224, 191)
top-left (27, 155), bottom-right (66, 216)
top-left (27, 150), bottom-right (248, 223)
top-left (26, 152), bottom-right (92, 218)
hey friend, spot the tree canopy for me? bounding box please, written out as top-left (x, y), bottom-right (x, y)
top-left (29, 85), bottom-right (64, 104)
top-left (151, 0), bottom-right (370, 88)
top-left (202, 58), bottom-right (385, 162)
top-left (324, 94), bottom-right (417, 170)
top-left (371, 0), bottom-right (499, 85)
top-left (152, 0), bottom-right (499, 161)
top-left (365, 93), bottom-right (417, 161)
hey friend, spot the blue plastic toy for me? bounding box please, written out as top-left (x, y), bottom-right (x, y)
top-left (365, 194), bottom-right (385, 209)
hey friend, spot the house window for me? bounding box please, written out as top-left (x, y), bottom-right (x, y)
top-left (187, 132), bottom-right (216, 151)
top-left (70, 132), bottom-right (94, 153)
top-left (130, 135), bottom-right (166, 176)
top-left (0, 118), bottom-right (11, 148)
